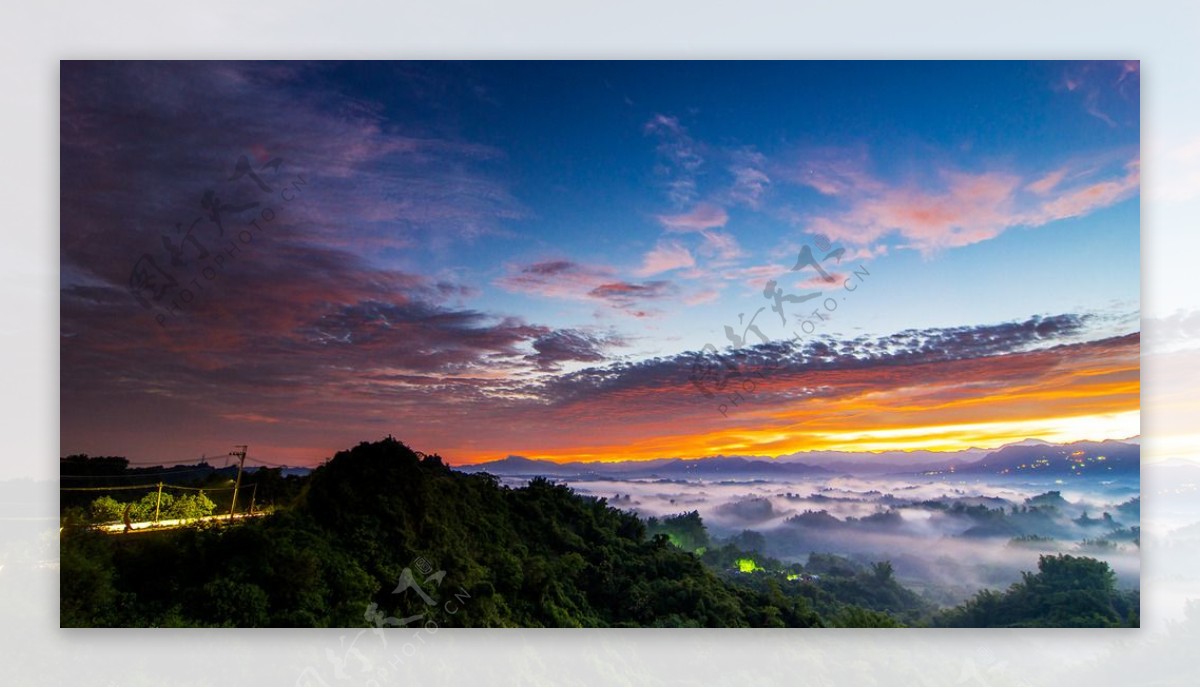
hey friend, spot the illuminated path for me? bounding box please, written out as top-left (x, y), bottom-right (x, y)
top-left (95, 512), bottom-right (264, 534)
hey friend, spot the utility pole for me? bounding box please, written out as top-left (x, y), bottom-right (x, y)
top-left (228, 445), bottom-right (247, 521)
top-left (248, 482), bottom-right (258, 516)
top-left (154, 482), bottom-right (163, 524)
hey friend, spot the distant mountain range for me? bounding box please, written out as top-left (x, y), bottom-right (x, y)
top-left (459, 454), bottom-right (831, 480)
top-left (940, 440), bottom-right (1140, 477)
top-left (458, 438), bottom-right (1140, 480)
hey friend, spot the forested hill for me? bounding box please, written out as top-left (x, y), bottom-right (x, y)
top-left (297, 437), bottom-right (824, 627)
top-left (62, 437), bottom-right (821, 627)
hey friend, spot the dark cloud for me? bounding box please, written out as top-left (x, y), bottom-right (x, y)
top-left (587, 281), bottom-right (677, 308)
top-left (526, 330), bottom-right (623, 371)
top-left (524, 260), bottom-right (578, 276)
top-left (535, 313), bottom-right (1102, 407)
top-left (59, 61), bottom-right (553, 450)
top-left (494, 260), bottom-right (678, 317)
top-left (60, 60), bottom-right (524, 304)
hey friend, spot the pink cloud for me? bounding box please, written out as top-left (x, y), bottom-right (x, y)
top-left (495, 259), bottom-right (615, 300)
top-left (787, 147), bottom-right (885, 197)
top-left (1026, 168), bottom-right (1067, 195)
top-left (635, 240), bottom-right (695, 276)
top-left (495, 259), bottom-right (680, 317)
top-left (793, 272), bottom-right (848, 291)
top-left (220, 412), bottom-right (281, 424)
top-left (698, 230), bottom-right (744, 261)
top-left (714, 263), bottom-right (793, 293)
top-left (808, 170), bottom-right (1023, 254)
top-left (798, 156), bottom-right (1139, 256)
top-left (657, 202), bottom-right (729, 232)
top-left (729, 149), bottom-right (771, 208)
top-left (1022, 159), bottom-right (1140, 225)
top-left (683, 288), bottom-right (721, 305)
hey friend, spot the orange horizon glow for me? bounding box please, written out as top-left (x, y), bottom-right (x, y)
top-left (441, 335), bottom-right (1141, 466)
top-left (443, 413), bottom-right (1140, 466)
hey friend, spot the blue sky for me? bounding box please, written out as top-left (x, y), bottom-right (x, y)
top-left (323, 61), bottom-right (1140, 359)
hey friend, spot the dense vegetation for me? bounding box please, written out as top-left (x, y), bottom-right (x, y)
top-left (935, 554), bottom-right (1140, 627)
top-left (60, 437), bottom-right (1138, 628)
top-left (88, 491), bottom-right (217, 523)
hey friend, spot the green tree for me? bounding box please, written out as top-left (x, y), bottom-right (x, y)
top-left (936, 554), bottom-right (1133, 628)
top-left (88, 495), bottom-right (124, 523)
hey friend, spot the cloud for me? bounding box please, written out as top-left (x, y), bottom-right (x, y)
top-left (535, 313), bottom-right (1102, 411)
top-left (657, 202), bottom-right (729, 232)
top-left (1021, 159), bottom-right (1140, 226)
top-left (220, 413), bottom-right (280, 424)
top-left (60, 61), bottom-right (525, 263)
top-left (588, 281), bottom-right (677, 310)
top-left (495, 259), bottom-right (614, 300)
top-left (648, 202), bottom-right (742, 270)
top-left (495, 260), bottom-right (679, 317)
top-left (59, 61), bottom-right (559, 463)
top-left (635, 240), bottom-right (696, 276)
top-left (683, 288), bottom-right (722, 306)
top-left (644, 114), bottom-right (704, 205)
top-left (807, 170), bottom-right (1024, 253)
top-left (527, 330), bottom-right (623, 371)
top-left (1059, 61), bottom-right (1139, 128)
top-left (789, 147), bottom-right (884, 197)
top-left (487, 313), bottom-right (1138, 463)
top-left (729, 148), bottom-right (771, 208)
top-left (697, 230), bottom-right (744, 261)
top-left (1026, 169), bottom-right (1067, 195)
top-left (791, 153), bottom-right (1139, 255)
top-left (59, 232), bottom-right (589, 459)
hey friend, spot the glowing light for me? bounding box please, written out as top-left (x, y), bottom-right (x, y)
top-left (736, 558), bottom-right (760, 573)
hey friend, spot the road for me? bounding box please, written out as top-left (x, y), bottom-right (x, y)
top-left (96, 512), bottom-right (264, 534)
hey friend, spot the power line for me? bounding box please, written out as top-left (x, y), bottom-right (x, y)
top-left (170, 483), bottom-right (253, 493)
top-left (119, 452), bottom-right (230, 467)
top-left (61, 466), bottom-right (215, 479)
top-left (60, 483), bottom-right (161, 492)
top-left (66, 451), bottom-right (305, 470)
top-left (60, 482), bottom-right (254, 493)
top-left (245, 457), bottom-right (302, 469)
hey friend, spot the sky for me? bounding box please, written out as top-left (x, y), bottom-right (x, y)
top-left (59, 60), bottom-right (1141, 467)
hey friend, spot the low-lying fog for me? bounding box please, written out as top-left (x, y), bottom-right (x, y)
top-left (498, 473), bottom-right (1140, 605)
